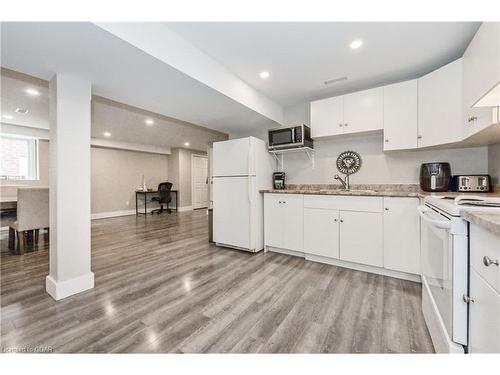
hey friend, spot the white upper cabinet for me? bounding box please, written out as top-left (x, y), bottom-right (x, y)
top-left (463, 22), bottom-right (500, 138)
top-left (383, 80), bottom-right (418, 151)
top-left (463, 23), bottom-right (500, 108)
top-left (343, 87), bottom-right (384, 134)
top-left (310, 96), bottom-right (344, 138)
top-left (418, 58), bottom-right (464, 148)
top-left (310, 87), bottom-right (383, 139)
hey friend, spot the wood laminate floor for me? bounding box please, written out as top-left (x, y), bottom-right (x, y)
top-left (0, 210), bottom-right (434, 353)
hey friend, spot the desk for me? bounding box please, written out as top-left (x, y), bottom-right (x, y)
top-left (0, 197), bottom-right (17, 212)
top-left (135, 190), bottom-right (178, 215)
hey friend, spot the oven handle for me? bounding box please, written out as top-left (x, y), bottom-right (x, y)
top-left (417, 205), bottom-right (451, 230)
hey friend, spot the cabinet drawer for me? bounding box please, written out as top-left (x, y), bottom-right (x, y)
top-left (470, 223), bottom-right (500, 294)
top-left (303, 195), bottom-right (383, 212)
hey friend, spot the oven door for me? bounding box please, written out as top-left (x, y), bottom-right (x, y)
top-left (418, 204), bottom-right (468, 347)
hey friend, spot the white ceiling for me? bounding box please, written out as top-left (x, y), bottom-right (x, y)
top-left (1, 70), bottom-right (227, 152)
top-left (1, 22), bottom-right (278, 135)
top-left (167, 22), bottom-right (481, 106)
top-left (0, 70), bottom-right (49, 129)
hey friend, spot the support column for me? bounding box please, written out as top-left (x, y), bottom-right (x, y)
top-left (46, 74), bottom-right (94, 300)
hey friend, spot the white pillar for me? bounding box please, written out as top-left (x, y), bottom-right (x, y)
top-left (46, 74), bottom-right (94, 300)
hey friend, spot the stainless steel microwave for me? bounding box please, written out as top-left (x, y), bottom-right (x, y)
top-left (268, 124), bottom-right (313, 150)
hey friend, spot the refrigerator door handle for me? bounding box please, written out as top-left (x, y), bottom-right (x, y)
top-left (248, 138), bottom-right (254, 176)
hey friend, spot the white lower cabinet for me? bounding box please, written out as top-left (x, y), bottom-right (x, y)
top-left (383, 197), bottom-right (420, 274)
top-left (264, 194), bottom-right (303, 252)
top-left (468, 223), bottom-right (500, 353)
top-left (303, 208), bottom-right (340, 258)
top-left (265, 194), bottom-right (420, 279)
top-left (469, 269), bottom-right (500, 353)
top-left (339, 211), bottom-right (383, 267)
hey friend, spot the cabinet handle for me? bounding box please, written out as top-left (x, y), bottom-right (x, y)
top-left (344, 123), bottom-right (348, 127)
top-left (472, 116), bottom-right (477, 121)
top-left (483, 256), bottom-right (499, 267)
top-left (385, 139), bottom-right (389, 143)
top-left (384, 207), bottom-right (389, 211)
top-left (340, 219), bottom-right (344, 223)
top-left (463, 294), bottom-right (475, 304)
top-left (417, 135), bottom-right (422, 139)
top-left (334, 218), bottom-right (338, 222)
top-left (339, 123), bottom-right (343, 127)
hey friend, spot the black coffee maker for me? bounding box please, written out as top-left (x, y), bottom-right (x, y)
top-left (273, 172), bottom-right (286, 190)
top-left (419, 162), bottom-right (451, 192)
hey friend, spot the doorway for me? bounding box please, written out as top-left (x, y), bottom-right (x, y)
top-left (191, 154), bottom-right (209, 209)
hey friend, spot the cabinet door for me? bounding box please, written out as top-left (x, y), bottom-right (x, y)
top-left (310, 96), bottom-right (344, 138)
top-left (463, 22), bottom-right (500, 109)
top-left (383, 80), bottom-right (418, 150)
top-left (383, 198), bottom-right (420, 274)
top-left (303, 208), bottom-right (340, 258)
top-left (469, 269), bottom-right (500, 353)
top-left (418, 58), bottom-right (463, 147)
top-left (343, 87), bottom-right (383, 134)
top-left (339, 211), bottom-right (383, 267)
top-left (264, 194), bottom-right (283, 248)
top-left (281, 195), bottom-right (304, 251)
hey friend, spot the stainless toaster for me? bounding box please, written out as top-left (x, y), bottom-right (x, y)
top-left (450, 175), bottom-right (491, 192)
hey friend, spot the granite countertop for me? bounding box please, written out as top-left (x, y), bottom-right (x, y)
top-left (260, 184), bottom-right (500, 199)
top-left (462, 211), bottom-right (500, 236)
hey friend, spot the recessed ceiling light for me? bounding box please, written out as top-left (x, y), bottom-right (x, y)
top-left (104, 132), bottom-right (111, 137)
top-left (259, 71), bottom-right (270, 79)
top-left (2, 114), bottom-right (13, 120)
top-left (25, 88), bottom-right (40, 96)
top-left (15, 108), bottom-right (29, 114)
top-left (350, 39), bottom-right (363, 49)
top-left (184, 142), bottom-right (190, 147)
top-left (145, 119), bottom-right (154, 125)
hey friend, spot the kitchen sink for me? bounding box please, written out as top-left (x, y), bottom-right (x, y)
top-left (319, 189), bottom-right (378, 194)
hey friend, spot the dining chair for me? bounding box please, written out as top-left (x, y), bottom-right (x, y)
top-left (9, 187), bottom-right (49, 255)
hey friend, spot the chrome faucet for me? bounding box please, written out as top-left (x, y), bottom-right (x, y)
top-left (334, 174), bottom-right (350, 190)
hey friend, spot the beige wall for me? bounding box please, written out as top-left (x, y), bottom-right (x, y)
top-left (91, 147), bottom-right (169, 214)
top-left (489, 142), bottom-right (500, 187)
top-left (0, 139), bottom-right (50, 199)
top-left (168, 148), bottom-right (207, 208)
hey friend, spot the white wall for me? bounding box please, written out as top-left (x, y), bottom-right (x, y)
top-left (233, 102), bottom-right (490, 185)
top-left (489, 142), bottom-right (500, 187)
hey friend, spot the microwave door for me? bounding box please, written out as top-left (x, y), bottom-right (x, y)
top-left (270, 128), bottom-right (293, 147)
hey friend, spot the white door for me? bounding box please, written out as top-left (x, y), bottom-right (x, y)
top-left (310, 96), bottom-right (344, 138)
top-left (264, 194), bottom-right (284, 248)
top-left (304, 208), bottom-right (340, 258)
top-left (213, 137), bottom-right (251, 176)
top-left (281, 195), bottom-right (304, 252)
top-left (383, 198), bottom-right (420, 274)
top-left (343, 87), bottom-right (384, 134)
top-left (192, 155), bottom-right (209, 209)
top-left (340, 211), bottom-right (383, 267)
top-left (383, 80), bottom-right (418, 150)
top-left (418, 58), bottom-right (463, 148)
top-left (213, 177), bottom-right (251, 249)
top-left (469, 268), bottom-right (500, 353)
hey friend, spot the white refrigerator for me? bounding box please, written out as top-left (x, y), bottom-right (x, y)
top-left (213, 136), bottom-right (274, 252)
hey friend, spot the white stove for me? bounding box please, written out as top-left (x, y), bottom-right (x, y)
top-left (418, 194), bottom-right (500, 353)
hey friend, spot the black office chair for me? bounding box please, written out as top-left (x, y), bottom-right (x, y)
top-left (151, 182), bottom-right (173, 215)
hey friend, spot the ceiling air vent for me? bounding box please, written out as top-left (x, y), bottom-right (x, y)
top-left (324, 76), bottom-right (348, 86)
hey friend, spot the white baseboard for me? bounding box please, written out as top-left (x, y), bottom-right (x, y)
top-left (46, 272), bottom-right (94, 301)
top-left (92, 205), bottom-right (190, 219)
top-left (266, 246), bottom-right (421, 283)
top-left (91, 209), bottom-right (136, 220)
